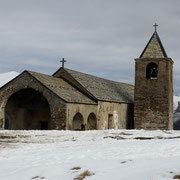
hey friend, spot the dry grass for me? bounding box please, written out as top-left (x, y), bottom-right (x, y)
top-left (173, 174), bottom-right (180, 179)
top-left (119, 132), bottom-right (133, 136)
top-left (71, 166), bottom-right (81, 170)
top-left (161, 136), bottom-right (180, 139)
top-left (74, 170), bottom-right (94, 180)
top-left (0, 135), bottom-right (17, 139)
top-left (135, 136), bottom-right (180, 140)
top-left (134, 137), bottom-right (154, 140)
top-left (31, 176), bottom-right (45, 179)
top-left (104, 136), bottom-right (125, 140)
top-left (31, 176), bottom-right (40, 179)
top-left (121, 161), bottom-right (126, 164)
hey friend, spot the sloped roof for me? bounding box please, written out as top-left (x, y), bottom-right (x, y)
top-left (27, 71), bottom-right (96, 104)
top-left (63, 68), bottom-right (134, 103)
top-left (140, 31), bottom-right (168, 58)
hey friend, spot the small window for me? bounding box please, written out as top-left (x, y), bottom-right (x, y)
top-left (146, 63), bottom-right (158, 79)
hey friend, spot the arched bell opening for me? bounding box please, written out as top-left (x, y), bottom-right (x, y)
top-left (5, 88), bottom-right (51, 130)
top-left (146, 62), bottom-right (158, 79)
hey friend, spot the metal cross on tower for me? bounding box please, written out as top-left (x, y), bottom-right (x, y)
top-left (60, 58), bottom-right (67, 68)
top-left (153, 23), bottom-right (158, 32)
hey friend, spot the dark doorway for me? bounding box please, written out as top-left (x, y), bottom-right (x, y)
top-left (5, 114), bottom-right (9, 130)
top-left (72, 113), bottom-right (84, 130)
top-left (108, 114), bottom-right (113, 129)
top-left (5, 88), bottom-right (51, 130)
top-left (87, 113), bottom-right (97, 130)
top-left (40, 121), bottom-right (48, 130)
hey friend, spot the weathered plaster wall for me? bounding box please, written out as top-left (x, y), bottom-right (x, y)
top-left (97, 101), bottom-right (133, 130)
top-left (134, 58), bottom-right (173, 130)
top-left (0, 72), bottom-right (66, 130)
top-left (66, 103), bottom-right (97, 130)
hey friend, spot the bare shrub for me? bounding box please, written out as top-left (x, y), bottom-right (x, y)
top-left (173, 174), bottom-right (180, 179)
top-left (74, 170), bottom-right (94, 180)
top-left (71, 166), bottom-right (81, 170)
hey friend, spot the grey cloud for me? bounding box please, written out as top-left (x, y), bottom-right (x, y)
top-left (0, 0), bottom-right (180, 93)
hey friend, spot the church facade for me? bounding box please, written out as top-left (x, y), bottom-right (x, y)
top-left (0, 29), bottom-right (173, 130)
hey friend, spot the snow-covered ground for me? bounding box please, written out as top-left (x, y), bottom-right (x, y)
top-left (0, 130), bottom-right (180, 180)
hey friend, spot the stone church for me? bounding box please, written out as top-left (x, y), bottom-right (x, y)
top-left (0, 28), bottom-right (174, 130)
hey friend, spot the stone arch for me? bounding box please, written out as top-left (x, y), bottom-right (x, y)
top-left (5, 88), bottom-right (51, 130)
top-left (87, 112), bottom-right (97, 130)
top-left (146, 62), bottom-right (158, 79)
top-left (72, 112), bottom-right (84, 131)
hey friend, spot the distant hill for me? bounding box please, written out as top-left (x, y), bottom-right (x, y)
top-left (174, 95), bottom-right (180, 111)
top-left (0, 71), bottom-right (19, 87)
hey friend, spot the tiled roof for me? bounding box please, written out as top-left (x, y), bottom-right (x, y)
top-left (27, 71), bottom-right (96, 104)
top-left (140, 31), bottom-right (168, 58)
top-left (64, 68), bottom-right (134, 103)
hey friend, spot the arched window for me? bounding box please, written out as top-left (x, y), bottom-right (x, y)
top-left (146, 63), bottom-right (158, 79)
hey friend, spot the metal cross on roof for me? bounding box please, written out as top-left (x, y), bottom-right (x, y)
top-left (60, 58), bottom-right (67, 68)
top-left (153, 23), bottom-right (158, 31)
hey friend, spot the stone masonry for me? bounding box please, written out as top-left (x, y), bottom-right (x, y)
top-left (134, 31), bottom-right (173, 130)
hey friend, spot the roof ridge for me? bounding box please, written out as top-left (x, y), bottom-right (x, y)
top-left (64, 68), bottom-right (133, 87)
top-left (27, 70), bottom-right (62, 79)
top-left (27, 70), bottom-right (96, 104)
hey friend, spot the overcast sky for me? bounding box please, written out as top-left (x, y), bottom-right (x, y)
top-left (0, 0), bottom-right (180, 93)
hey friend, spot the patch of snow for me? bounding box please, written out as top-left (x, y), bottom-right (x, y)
top-left (0, 130), bottom-right (180, 180)
top-left (0, 71), bottom-right (19, 87)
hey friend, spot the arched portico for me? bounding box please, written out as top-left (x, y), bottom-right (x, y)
top-left (5, 88), bottom-right (51, 130)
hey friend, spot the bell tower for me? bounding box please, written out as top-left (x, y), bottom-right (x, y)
top-left (134, 26), bottom-right (173, 130)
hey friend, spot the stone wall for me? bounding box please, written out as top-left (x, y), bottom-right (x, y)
top-left (0, 72), bottom-right (66, 130)
top-left (66, 103), bottom-right (97, 130)
top-left (134, 58), bottom-right (173, 130)
top-left (97, 101), bottom-right (133, 130)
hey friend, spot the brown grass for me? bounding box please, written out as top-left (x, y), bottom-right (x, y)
top-left (74, 170), bottom-right (94, 180)
top-left (31, 176), bottom-right (45, 179)
top-left (71, 166), bottom-right (81, 170)
top-left (121, 161), bottom-right (126, 164)
top-left (162, 136), bottom-right (180, 139)
top-left (173, 174), bottom-right (180, 179)
top-left (104, 136), bottom-right (125, 140)
top-left (134, 137), bottom-right (154, 140)
top-left (31, 176), bottom-right (40, 179)
top-left (134, 136), bottom-right (180, 140)
top-left (119, 132), bottom-right (133, 136)
top-left (0, 135), bottom-right (17, 139)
